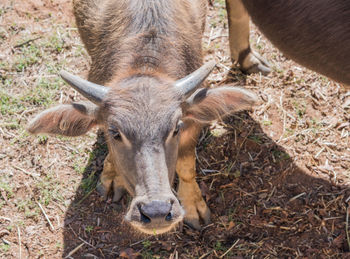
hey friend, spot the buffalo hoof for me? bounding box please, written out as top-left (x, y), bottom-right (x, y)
top-left (239, 51), bottom-right (271, 75)
top-left (96, 180), bottom-right (126, 203)
top-left (183, 199), bottom-right (211, 231)
top-left (96, 180), bottom-right (109, 201)
top-left (112, 184), bottom-right (126, 203)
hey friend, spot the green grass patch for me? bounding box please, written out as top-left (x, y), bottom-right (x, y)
top-left (0, 176), bottom-right (14, 199)
top-left (0, 243), bottom-right (10, 253)
top-left (214, 240), bottom-right (225, 252)
top-left (36, 174), bottom-right (64, 206)
top-left (16, 199), bottom-right (40, 219)
top-left (248, 134), bottom-right (263, 144)
top-left (262, 120), bottom-right (272, 126)
top-left (142, 240), bottom-right (152, 249)
top-left (81, 171), bottom-right (98, 194)
top-left (13, 44), bottom-right (42, 72)
top-left (272, 149), bottom-right (290, 162)
top-left (292, 99), bottom-right (306, 119)
top-left (0, 91), bottom-right (24, 115)
top-left (85, 225), bottom-right (94, 233)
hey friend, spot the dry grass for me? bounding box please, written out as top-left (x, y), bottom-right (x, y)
top-left (0, 0), bottom-right (349, 258)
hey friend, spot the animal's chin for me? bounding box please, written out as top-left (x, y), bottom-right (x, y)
top-left (127, 217), bottom-right (183, 235)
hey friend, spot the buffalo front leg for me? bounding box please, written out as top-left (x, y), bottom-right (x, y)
top-left (97, 153), bottom-right (126, 202)
top-left (177, 151), bottom-right (210, 230)
top-left (226, 0), bottom-right (271, 74)
top-left (176, 124), bottom-right (210, 230)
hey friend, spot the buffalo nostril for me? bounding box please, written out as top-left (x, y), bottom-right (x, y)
top-left (165, 212), bottom-right (172, 221)
top-left (139, 201), bottom-right (172, 222)
top-left (138, 204), bottom-right (151, 224)
top-left (140, 211), bottom-right (151, 224)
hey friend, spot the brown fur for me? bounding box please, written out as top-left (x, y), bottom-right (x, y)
top-left (184, 87), bottom-right (257, 123)
top-left (27, 104), bottom-right (96, 136)
top-left (28, 0), bottom-right (258, 233)
top-left (73, 0), bottom-right (206, 84)
top-left (71, 0), bottom-right (212, 233)
top-left (103, 76), bottom-right (181, 142)
top-left (240, 0), bottom-right (350, 87)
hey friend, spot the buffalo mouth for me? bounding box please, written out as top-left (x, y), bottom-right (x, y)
top-left (127, 215), bottom-right (184, 235)
top-left (124, 197), bottom-right (184, 234)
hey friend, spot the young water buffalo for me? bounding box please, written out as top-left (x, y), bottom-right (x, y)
top-left (28, 0), bottom-right (257, 234)
top-left (227, 0), bottom-right (350, 88)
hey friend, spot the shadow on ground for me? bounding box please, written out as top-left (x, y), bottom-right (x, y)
top-left (62, 112), bottom-right (350, 258)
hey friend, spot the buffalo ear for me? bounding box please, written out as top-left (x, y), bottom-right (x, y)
top-left (27, 101), bottom-right (101, 136)
top-left (182, 86), bottom-right (257, 123)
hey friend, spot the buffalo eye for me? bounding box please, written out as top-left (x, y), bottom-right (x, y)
top-left (109, 129), bottom-right (121, 141)
top-left (173, 121), bottom-right (184, 137)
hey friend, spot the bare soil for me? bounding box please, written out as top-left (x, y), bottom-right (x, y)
top-left (0, 0), bottom-right (349, 258)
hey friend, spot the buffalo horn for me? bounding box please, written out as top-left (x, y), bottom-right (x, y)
top-left (174, 61), bottom-right (216, 97)
top-left (60, 70), bottom-right (108, 105)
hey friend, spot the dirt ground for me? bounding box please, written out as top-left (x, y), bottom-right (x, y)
top-left (1, 0), bottom-right (350, 258)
